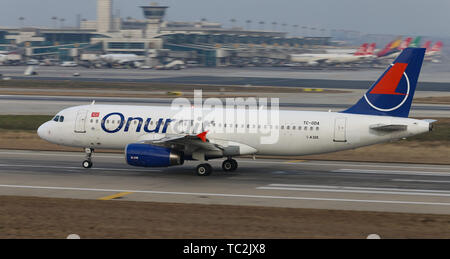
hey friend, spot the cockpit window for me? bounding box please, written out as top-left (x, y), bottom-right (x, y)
top-left (53, 115), bottom-right (60, 122)
top-left (59, 116), bottom-right (64, 122)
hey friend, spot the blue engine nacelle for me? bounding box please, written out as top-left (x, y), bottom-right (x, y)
top-left (125, 143), bottom-right (184, 167)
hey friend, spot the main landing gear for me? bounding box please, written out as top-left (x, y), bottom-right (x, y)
top-left (195, 158), bottom-right (238, 176)
top-left (222, 158), bottom-right (238, 172)
top-left (82, 148), bottom-right (94, 169)
top-left (196, 163), bottom-right (212, 176)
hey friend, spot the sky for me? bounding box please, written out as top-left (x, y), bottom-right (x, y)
top-left (0, 0), bottom-right (449, 37)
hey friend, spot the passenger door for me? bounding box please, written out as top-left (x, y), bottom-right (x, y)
top-left (74, 110), bottom-right (88, 133)
top-left (333, 118), bottom-right (347, 142)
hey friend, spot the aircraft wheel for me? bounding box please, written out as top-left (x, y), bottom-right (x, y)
top-left (222, 159), bottom-right (237, 172)
top-left (82, 160), bottom-right (93, 169)
top-left (196, 163), bottom-right (212, 176)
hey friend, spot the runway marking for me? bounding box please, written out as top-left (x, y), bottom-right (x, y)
top-left (257, 184), bottom-right (450, 197)
top-left (266, 183), bottom-right (450, 193)
top-left (0, 164), bottom-right (161, 172)
top-left (1, 150), bottom-right (450, 171)
top-left (392, 179), bottom-right (450, 184)
top-left (240, 160), bottom-right (450, 171)
top-left (0, 184), bottom-right (449, 207)
top-left (333, 169), bottom-right (450, 177)
top-left (284, 160), bottom-right (306, 163)
top-left (98, 192), bottom-right (133, 201)
top-left (0, 151), bottom-right (120, 159)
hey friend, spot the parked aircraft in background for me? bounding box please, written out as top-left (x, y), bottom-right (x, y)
top-left (376, 37), bottom-right (402, 57)
top-left (422, 41), bottom-right (432, 52)
top-left (398, 37), bottom-right (412, 50)
top-left (426, 41), bottom-right (443, 57)
top-left (409, 36), bottom-right (422, 48)
top-left (290, 43), bottom-right (375, 65)
top-left (100, 54), bottom-right (145, 65)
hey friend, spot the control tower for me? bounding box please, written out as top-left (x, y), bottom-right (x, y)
top-left (97, 0), bottom-right (112, 33)
top-left (141, 2), bottom-right (168, 38)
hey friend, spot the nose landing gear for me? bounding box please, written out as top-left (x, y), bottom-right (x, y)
top-left (82, 148), bottom-right (94, 168)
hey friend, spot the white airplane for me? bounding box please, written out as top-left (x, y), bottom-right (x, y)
top-left (38, 48), bottom-right (434, 176)
top-left (100, 54), bottom-right (145, 64)
top-left (290, 43), bottom-right (375, 65)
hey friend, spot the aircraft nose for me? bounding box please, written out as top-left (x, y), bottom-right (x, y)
top-left (37, 122), bottom-right (49, 140)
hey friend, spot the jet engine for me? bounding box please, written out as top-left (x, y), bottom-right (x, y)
top-left (125, 143), bottom-right (184, 167)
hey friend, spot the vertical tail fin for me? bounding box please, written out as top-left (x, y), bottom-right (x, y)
top-left (365, 43), bottom-right (376, 55)
top-left (341, 48), bottom-right (425, 118)
top-left (354, 43), bottom-right (369, 56)
top-left (409, 36), bottom-right (422, 48)
top-left (423, 41), bottom-right (432, 52)
top-left (398, 37), bottom-right (412, 50)
top-left (431, 41), bottom-right (443, 52)
top-left (377, 37), bottom-right (402, 57)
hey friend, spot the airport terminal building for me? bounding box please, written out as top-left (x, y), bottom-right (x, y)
top-left (0, 1), bottom-right (330, 67)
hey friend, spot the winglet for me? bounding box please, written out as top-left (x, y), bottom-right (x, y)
top-left (196, 131), bottom-right (208, 142)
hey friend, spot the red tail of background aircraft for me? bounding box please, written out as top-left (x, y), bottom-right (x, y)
top-left (354, 43), bottom-right (368, 56)
top-left (376, 37), bottom-right (402, 57)
top-left (365, 43), bottom-right (376, 55)
top-left (422, 41), bottom-right (432, 52)
top-left (398, 37), bottom-right (412, 50)
top-left (431, 41), bottom-right (443, 52)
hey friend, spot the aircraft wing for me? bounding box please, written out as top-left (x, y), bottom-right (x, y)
top-left (139, 132), bottom-right (223, 152)
top-left (137, 131), bottom-right (257, 160)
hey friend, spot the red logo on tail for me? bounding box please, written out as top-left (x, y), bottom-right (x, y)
top-left (369, 63), bottom-right (408, 95)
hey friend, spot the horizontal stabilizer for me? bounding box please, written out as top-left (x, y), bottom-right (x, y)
top-left (370, 124), bottom-right (407, 131)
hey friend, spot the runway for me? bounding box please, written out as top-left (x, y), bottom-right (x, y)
top-left (0, 94), bottom-right (449, 117)
top-left (0, 149), bottom-right (449, 215)
top-left (2, 66), bottom-right (450, 91)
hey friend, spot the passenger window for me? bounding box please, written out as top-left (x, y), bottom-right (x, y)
top-left (298, 126), bottom-right (302, 130)
top-left (90, 119), bottom-right (93, 123)
top-left (304, 126), bottom-right (308, 130)
top-left (292, 126), bottom-right (296, 130)
top-left (287, 126), bottom-right (290, 130)
top-left (96, 119), bottom-right (99, 123)
top-left (310, 126), bottom-right (313, 131)
top-left (316, 126), bottom-right (319, 131)
top-left (281, 125), bottom-right (284, 129)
